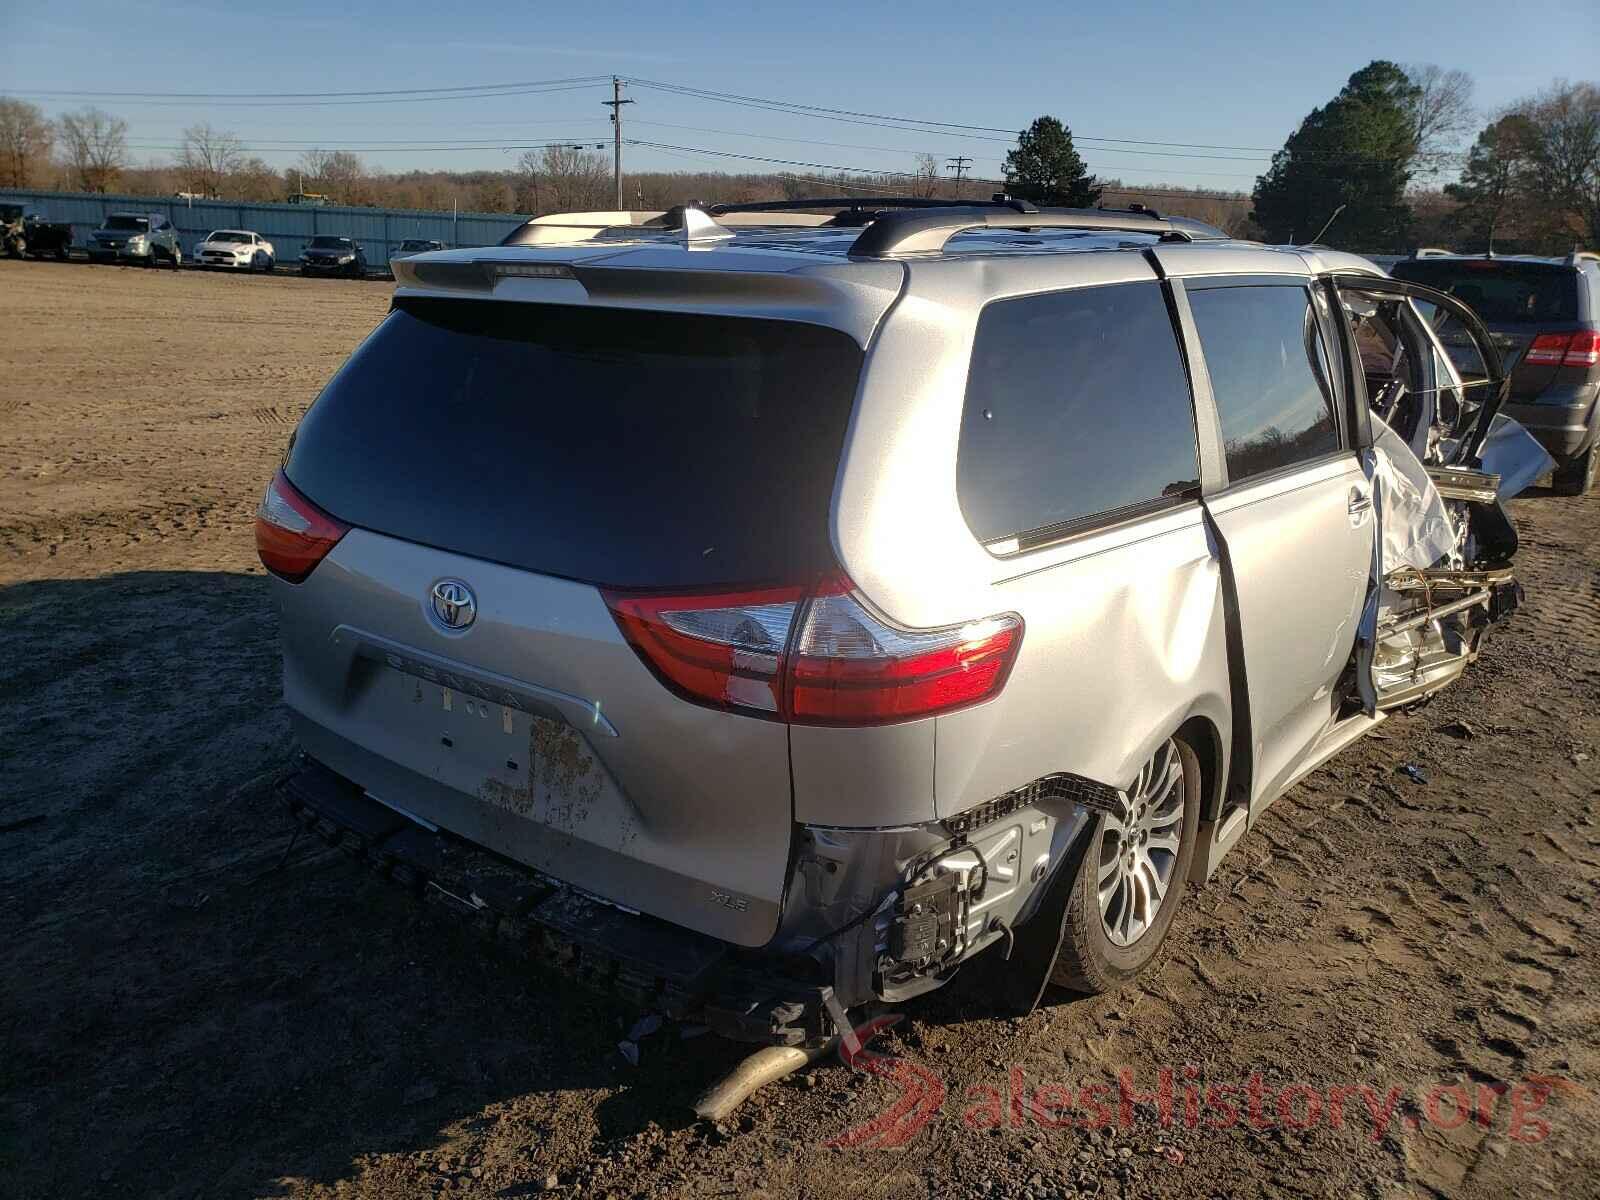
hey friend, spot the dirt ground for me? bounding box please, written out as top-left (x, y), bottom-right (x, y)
top-left (2, 258), bottom-right (1598, 1200)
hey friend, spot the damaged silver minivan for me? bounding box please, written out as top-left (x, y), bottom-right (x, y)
top-left (259, 198), bottom-right (1547, 1050)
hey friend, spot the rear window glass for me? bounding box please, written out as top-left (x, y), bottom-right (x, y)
top-left (957, 281), bottom-right (1200, 546)
top-left (1187, 283), bottom-right (1340, 483)
top-left (285, 299), bottom-right (863, 589)
top-left (1389, 261), bottom-right (1578, 323)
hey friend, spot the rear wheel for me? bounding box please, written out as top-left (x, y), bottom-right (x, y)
top-left (1552, 445), bottom-right (1596, 496)
top-left (1049, 736), bottom-right (1200, 994)
top-left (55, 243), bottom-right (69, 261)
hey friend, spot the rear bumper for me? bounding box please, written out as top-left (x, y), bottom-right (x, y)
top-left (282, 756), bottom-right (842, 1045)
top-left (288, 709), bottom-right (786, 947)
top-left (1504, 392), bottom-right (1599, 461)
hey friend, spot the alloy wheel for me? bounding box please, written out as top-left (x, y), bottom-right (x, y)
top-left (1097, 738), bottom-right (1185, 947)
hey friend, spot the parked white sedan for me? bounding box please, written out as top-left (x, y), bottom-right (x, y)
top-left (193, 229), bottom-right (275, 272)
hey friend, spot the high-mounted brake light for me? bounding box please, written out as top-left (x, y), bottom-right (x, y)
top-left (1525, 330), bottom-right (1600, 368)
top-left (255, 470), bottom-right (349, 583)
top-left (603, 574), bottom-right (1022, 726)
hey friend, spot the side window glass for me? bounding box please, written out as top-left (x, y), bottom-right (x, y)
top-left (1188, 284), bottom-right (1340, 483)
top-left (957, 280), bottom-right (1199, 548)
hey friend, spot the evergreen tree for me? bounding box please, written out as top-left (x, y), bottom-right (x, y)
top-left (1003, 117), bottom-right (1102, 208)
top-left (1251, 61), bottom-right (1420, 251)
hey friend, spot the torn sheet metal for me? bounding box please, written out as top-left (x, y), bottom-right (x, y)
top-left (1370, 415), bottom-right (1457, 573)
top-left (1478, 414), bottom-right (1555, 500)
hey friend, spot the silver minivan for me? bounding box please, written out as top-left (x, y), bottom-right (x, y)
top-left (258, 198), bottom-right (1538, 1045)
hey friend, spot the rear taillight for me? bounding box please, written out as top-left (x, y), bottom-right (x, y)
top-left (254, 470), bottom-right (349, 583)
top-left (603, 574), bottom-right (1022, 726)
top-left (1562, 330), bottom-right (1600, 367)
top-left (604, 584), bottom-right (805, 716)
top-left (1524, 331), bottom-right (1600, 368)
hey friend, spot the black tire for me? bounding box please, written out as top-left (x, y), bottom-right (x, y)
top-left (1552, 445), bottom-right (1596, 496)
top-left (55, 244), bottom-right (69, 262)
top-left (1048, 736), bottom-right (1201, 994)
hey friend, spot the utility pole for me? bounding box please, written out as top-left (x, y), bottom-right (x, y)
top-left (603, 77), bottom-right (635, 211)
top-left (946, 156), bottom-right (972, 194)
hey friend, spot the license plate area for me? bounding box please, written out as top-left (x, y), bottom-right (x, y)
top-left (386, 667), bottom-right (534, 795)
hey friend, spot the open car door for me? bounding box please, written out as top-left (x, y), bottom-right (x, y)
top-left (1325, 272), bottom-right (1526, 712)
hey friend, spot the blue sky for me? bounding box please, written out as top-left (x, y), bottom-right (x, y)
top-left (5, 0), bottom-right (1596, 191)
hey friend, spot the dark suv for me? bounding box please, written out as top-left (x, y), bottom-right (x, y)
top-left (1392, 252), bottom-right (1600, 494)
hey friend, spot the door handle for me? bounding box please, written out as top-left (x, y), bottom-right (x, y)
top-left (1347, 487), bottom-right (1373, 520)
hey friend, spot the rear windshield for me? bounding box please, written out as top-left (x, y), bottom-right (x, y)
top-left (285, 298), bottom-right (864, 588)
top-left (105, 215), bottom-right (149, 231)
top-left (1389, 260), bottom-right (1579, 323)
top-left (309, 236), bottom-right (351, 249)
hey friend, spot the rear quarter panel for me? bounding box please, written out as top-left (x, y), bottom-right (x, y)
top-left (822, 253), bottom-right (1234, 822)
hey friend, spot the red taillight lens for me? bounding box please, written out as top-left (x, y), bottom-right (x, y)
top-left (603, 585), bottom-right (804, 716)
top-left (1524, 332), bottom-right (1571, 366)
top-left (603, 574), bottom-right (1022, 726)
top-left (254, 470), bottom-right (349, 583)
top-left (1562, 330), bottom-right (1600, 367)
top-left (786, 579), bottom-right (1022, 725)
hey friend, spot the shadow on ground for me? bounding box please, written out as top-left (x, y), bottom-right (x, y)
top-left (0, 571), bottom-right (773, 1199)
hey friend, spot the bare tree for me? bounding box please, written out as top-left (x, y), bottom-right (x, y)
top-left (1404, 65), bottom-right (1476, 177)
top-left (58, 107), bottom-right (128, 193)
top-left (230, 156), bottom-right (283, 203)
top-left (176, 124), bottom-right (243, 198)
top-left (533, 145), bottom-right (609, 213)
top-left (513, 149), bottom-right (543, 214)
top-left (911, 153), bottom-right (942, 198)
top-left (0, 97), bottom-right (55, 188)
top-left (296, 147), bottom-right (368, 204)
top-left (1519, 81), bottom-right (1600, 246)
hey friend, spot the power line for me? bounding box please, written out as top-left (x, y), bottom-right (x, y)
top-left (17, 76), bottom-right (611, 100)
top-left (947, 156), bottom-right (973, 185)
top-left (628, 78), bottom-right (1287, 153)
top-left (19, 71), bottom-right (1465, 164)
top-left (14, 82), bottom-right (608, 109)
top-left (626, 78), bottom-right (1462, 166)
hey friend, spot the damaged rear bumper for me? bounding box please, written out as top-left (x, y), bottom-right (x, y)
top-left (282, 754), bottom-right (1101, 1044)
top-left (284, 757), bottom-right (855, 1046)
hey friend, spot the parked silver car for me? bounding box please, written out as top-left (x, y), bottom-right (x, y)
top-left (258, 198), bottom-right (1539, 1045)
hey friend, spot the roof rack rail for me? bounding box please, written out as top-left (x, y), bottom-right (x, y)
top-left (847, 203), bottom-right (1191, 258)
top-left (1566, 248), bottom-right (1599, 267)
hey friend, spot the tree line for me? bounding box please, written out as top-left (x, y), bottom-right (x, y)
top-left (3, 66), bottom-right (1592, 254)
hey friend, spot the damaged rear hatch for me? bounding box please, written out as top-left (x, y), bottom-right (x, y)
top-left (273, 294), bottom-right (867, 946)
